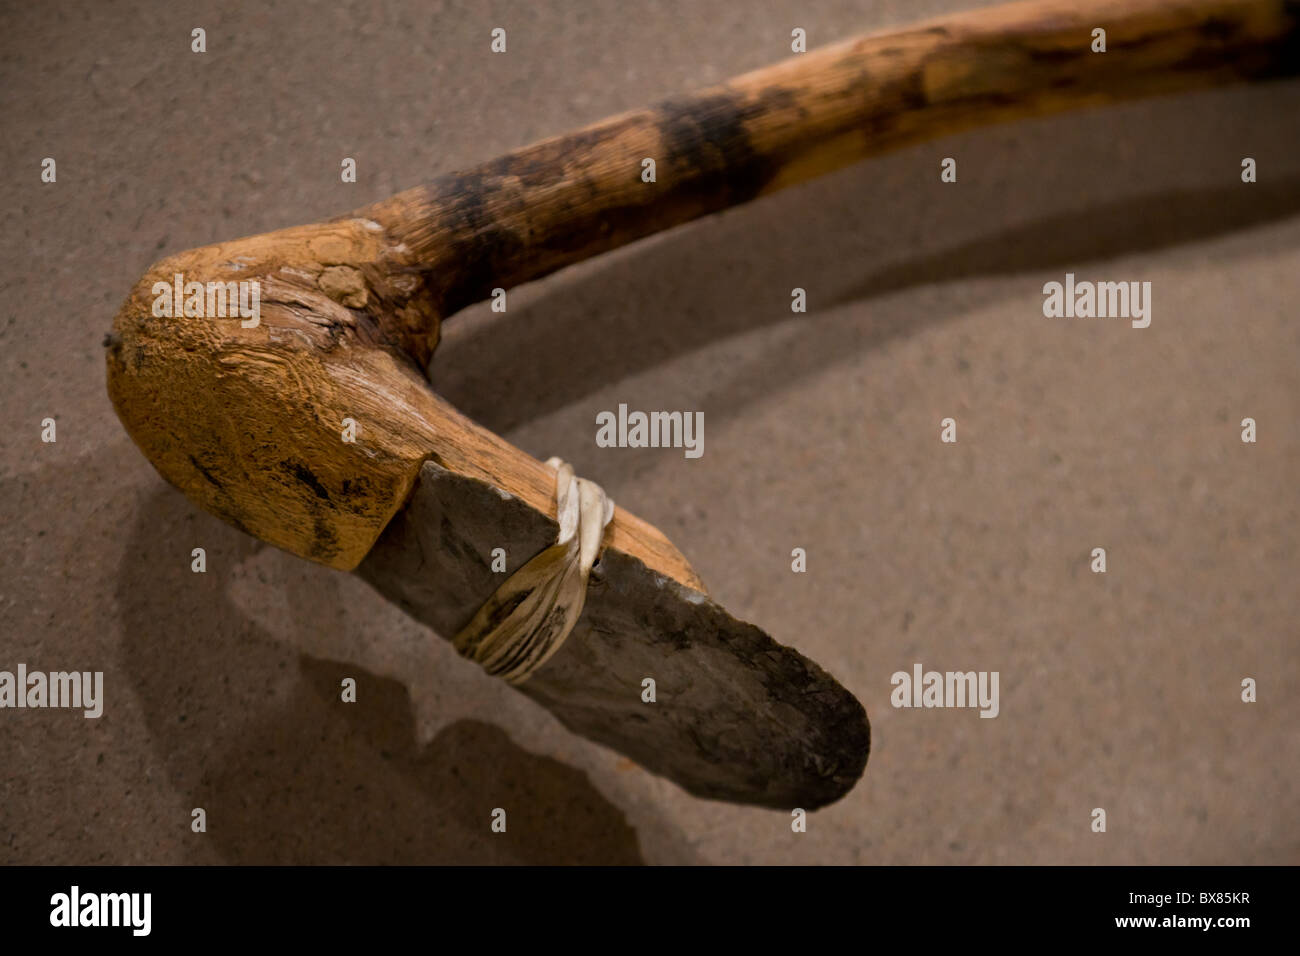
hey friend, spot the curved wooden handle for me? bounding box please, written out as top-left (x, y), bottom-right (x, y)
top-left (361, 0), bottom-right (1299, 318)
top-left (107, 0), bottom-right (1298, 581)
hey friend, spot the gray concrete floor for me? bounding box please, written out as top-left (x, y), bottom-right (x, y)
top-left (2, 0), bottom-right (1297, 864)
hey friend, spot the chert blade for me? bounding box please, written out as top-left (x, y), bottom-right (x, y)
top-left (357, 460), bottom-right (870, 809)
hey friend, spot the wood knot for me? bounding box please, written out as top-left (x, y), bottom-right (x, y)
top-left (318, 265), bottom-right (369, 309)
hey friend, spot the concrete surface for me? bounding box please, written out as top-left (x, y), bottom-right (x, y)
top-left (1, 0), bottom-right (1297, 864)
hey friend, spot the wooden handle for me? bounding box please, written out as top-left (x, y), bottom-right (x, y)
top-left (361, 0), bottom-right (1300, 318)
top-left (107, 0), bottom-right (1298, 580)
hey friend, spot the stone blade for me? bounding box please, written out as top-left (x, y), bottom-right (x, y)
top-left (357, 461), bottom-right (870, 809)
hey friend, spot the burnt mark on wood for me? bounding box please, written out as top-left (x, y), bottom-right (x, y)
top-left (1100, 4), bottom-right (1300, 82)
top-left (856, 58), bottom-right (929, 141)
top-left (419, 166), bottom-right (529, 318)
top-left (412, 91), bottom-right (793, 317)
top-left (655, 88), bottom-right (786, 211)
top-left (310, 514), bottom-right (340, 562)
top-left (408, 113), bottom-right (654, 317)
top-left (284, 458), bottom-right (331, 502)
top-left (1231, 0), bottom-right (1300, 78)
top-left (339, 475), bottom-right (370, 501)
top-left (188, 454), bottom-right (224, 491)
top-left (1022, 43), bottom-right (1086, 66)
top-left (336, 475), bottom-right (383, 518)
top-left (1201, 14), bottom-right (1246, 42)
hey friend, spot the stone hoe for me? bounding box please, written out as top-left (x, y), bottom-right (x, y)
top-left (105, 0), bottom-right (1299, 808)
